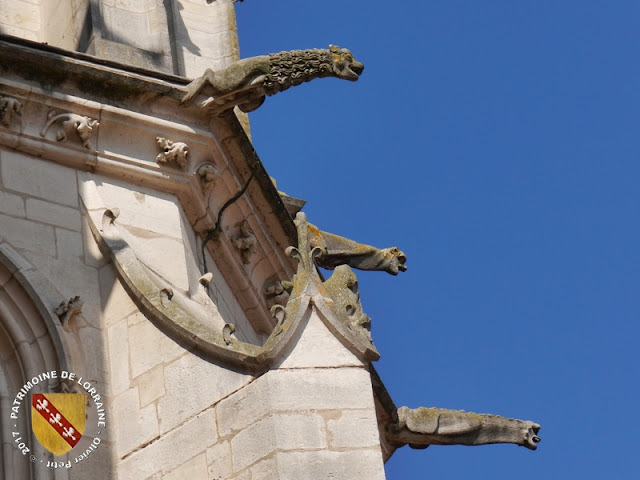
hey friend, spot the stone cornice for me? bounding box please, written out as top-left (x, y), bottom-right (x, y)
top-left (0, 34), bottom-right (297, 335)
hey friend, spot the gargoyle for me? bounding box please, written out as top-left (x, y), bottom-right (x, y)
top-left (40, 111), bottom-right (99, 149)
top-left (391, 406), bottom-right (541, 450)
top-left (181, 45), bottom-right (364, 111)
top-left (307, 223), bottom-right (407, 275)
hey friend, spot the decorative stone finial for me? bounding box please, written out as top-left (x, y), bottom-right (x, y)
top-left (40, 111), bottom-right (99, 149)
top-left (181, 45), bottom-right (364, 114)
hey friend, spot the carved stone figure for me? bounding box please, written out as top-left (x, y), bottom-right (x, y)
top-left (181, 45), bottom-right (364, 111)
top-left (196, 163), bottom-right (218, 191)
top-left (40, 111), bottom-right (99, 149)
top-left (391, 406), bottom-right (541, 450)
top-left (307, 223), bottom-right (407, 276)
top-left (263, 278), bottom-right (290, 309)
top-left (54, 296), bottom-right (83, 324)
top-left (0, 96), bottom-right (23, 127)
top-left (323, 264), bottom-right (372, 341)
top-left (231, 220), bottom-right (256, 264)
top-left (156, 136), bottom-right (189, 169)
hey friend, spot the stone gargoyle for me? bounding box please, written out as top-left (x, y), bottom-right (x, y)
top-left (307, 222), bottom-right (407, 276)
top-left (391, 406), bottom-right (541, 450)
top-left (181, 45), bottom-right (364, 112)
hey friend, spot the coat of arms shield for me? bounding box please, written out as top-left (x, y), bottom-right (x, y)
top-left (32, 393), bottom-right (85, 455)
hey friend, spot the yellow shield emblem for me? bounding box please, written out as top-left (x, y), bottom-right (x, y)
top-left (32, 393), bottom-right (85, 455)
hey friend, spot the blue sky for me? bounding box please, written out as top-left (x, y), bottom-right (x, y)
top-left (236, 2), bottom-right (639, 478)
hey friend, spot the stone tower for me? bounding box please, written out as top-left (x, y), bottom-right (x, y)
top-left (0, 2), bottom-right (539, 479)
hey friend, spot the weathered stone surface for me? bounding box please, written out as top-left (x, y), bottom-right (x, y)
top-left (230, 416), bottom-right (274, 472)
top-left (55, 228), bottom-right (84, 264)
top-left (81, 215), bottom-right (106, 267)
top-left (1, 151), bottom-right (79, 207)
top-left (26, 198), bottom-right (82, 231)
top-left (267, 367), bottom-right (375, 412)
top-left (163, 453), bottom-right (208, 480)
top-left (128, 315), bottom-right (184, 379)
top-left (275, 309), bottom-right (363, 369)
top-left (276, 449), bottom-right (386, 480)
top-left (206, 440), bottom-right (233, 480)
top-left (231, 411), bottom-right (328, 471)
top-left (217, 367), bottom-right (374, 438)
top-left (135, 364), bottom-right (166, 407)
top-left (106, 318), bottom-right (131, 397)
top-left (157, 352), bottom-right (252, 434)
top-left (274, 413), bottom-right (327, 450)
top-left (117, 409), bottom-right (216, 478)
top-left (94, 180), bottom-right (183, 239)
top-left (0, 190), bottom-right (25, 217)
top-left (98, 266), bottom-right (139, 328)
top-left (0, 214), bottom-right (56, 256)
top-left (327, 408), bottom-right (381, 449)
top-left (112, 387), bottom-right (159, 458)
top-left (247, 457), bottom-right (279, 480)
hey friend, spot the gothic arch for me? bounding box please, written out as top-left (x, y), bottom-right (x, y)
top-left (0, 244), bottom-right (73, 480)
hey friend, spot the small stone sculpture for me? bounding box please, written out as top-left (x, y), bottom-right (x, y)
top-left (196, 163), bottom-right (217, 191)
top-left (263, 278), bottom-right (290, 309)
top-left (156, 137), bottom-right (189, 169)
top-left (54, 296), bottom-right (83, 324)
top-left (181, 45), bottom-right (364, 112)
top-left (40, 111), bottom-right (99, 149)
top-left (231, 220), bottom-right (256, 264)
top-left (323, 264), bottom-right (372, 341)
top-left (222, 323), bottom-right (236, 346)
top-left (308, 223), bottom-right (407, 275)
top-left (391, 406), bottom-right (541, 450)
top-left (0, 96), bottom-right (23, 127)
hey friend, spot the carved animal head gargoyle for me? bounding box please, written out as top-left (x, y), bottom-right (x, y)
top-left (329, 45), bottom-right (365, 81)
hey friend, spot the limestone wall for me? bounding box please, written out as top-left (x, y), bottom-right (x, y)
top-left (0, 0), bottom-right (90, 48)
top-left (0, 0), bottom-right (240, 76)
top-left (0, 36), bottom-right (388, 479)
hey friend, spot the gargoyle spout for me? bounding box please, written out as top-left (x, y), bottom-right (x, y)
top-left (307, 223), bottom-right (407, 275)
top-left (391, 406), bottom-right (541, 450)
top-left (181, 45), bottom-right (364, 113)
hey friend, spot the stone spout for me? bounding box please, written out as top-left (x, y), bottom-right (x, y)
top-left (391, 407), bottom-right (541, 450)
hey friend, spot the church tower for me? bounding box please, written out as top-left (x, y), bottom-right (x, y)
top-left (0, 2), bottom-right (539, 478)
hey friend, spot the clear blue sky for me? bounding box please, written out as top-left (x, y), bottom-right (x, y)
top-left (236, 2), bottom-right (639, 478)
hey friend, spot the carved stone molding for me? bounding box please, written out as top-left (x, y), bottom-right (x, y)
top-left (40, 111), bottom-right (99, 149)
top-left (0, 95), bottom-right (22, 128)
top-left (156, 136), bottom-right (189, 169)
